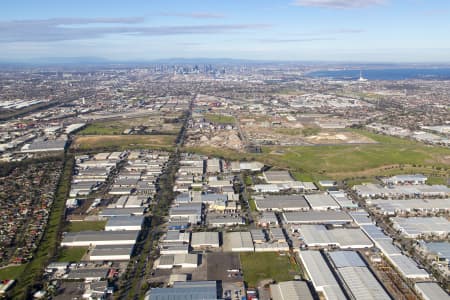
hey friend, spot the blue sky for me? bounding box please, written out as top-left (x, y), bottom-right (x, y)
top-left (1, 0), bottom-right (450, 62)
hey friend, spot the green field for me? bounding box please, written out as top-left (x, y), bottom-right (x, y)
top-left (240, 252), bottom-right (300, 287)
top-left (185, 129), bottom-right (450, 183)
top-left (72, 135), bottom-right (176, 151)
top-left (66, 220), bottom-right (106, 232)
top-left (57, 247), bottom-right (88, 262)
top-left (0, 264), bottom-right (27, 280)
top-left (77, 117), bottom-right (181, 136)
top-left (204, 113), bottom-right (235, 124)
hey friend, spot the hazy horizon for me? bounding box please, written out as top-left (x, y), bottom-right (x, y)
top-left (1, 0), bottom-right (450, 63)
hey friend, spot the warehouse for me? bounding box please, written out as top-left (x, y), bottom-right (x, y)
top-left (329, 191), bottom-right (358, 209)
top-left (299, 225), bottom-right (373, 249)
top-left (105, 216), bottom-right (144, 231)
top-left (66, 268), bottom-right (109, 281)
top-left (162, 231), bottom-right (190, 244)
top-left (250, 229), bottom-right (267, 244)
top-left (369, 199), bottom-right (450, 216)
top-left (263, 170), bottom-right (294, 183)
top-left (223, 232), bottom-right (254, 252)
top-left (61, 230), bottom-right (140, 247)
top-left (390, 217), bottom-right (450, 238)
top-left (89, 244), bottom-right (134, 261)
top-left (270, 281), bottom-right (314, 300)
top-left (254, 194), bottom-right (310, 212)
top-left (299, 251), bottom-right (347, 300)
top-left (100, 207), bottom-right (145, 217)
top-left (414, 282), bottom-right (450, 300)
top-left (305, 193), bottom-right (340, 211)
top-left (387, 254), bottom-right (430, 279)
top-left (418, 241), bottom-right (450, 266)
top-left (160, 243), bottom-right (189, 255)
top-left (169, 203), bottom-right (203, 224)
top-left (154, 254), bottom-right (199, 269)
top-left (328, 251), bottom-right (390, 300)
top-left (283, 211), bottom-right (352, 226)
top-left (382, 174), bottom-right (427, 185)
top-left (145, 281), bottom-right (219, 300)
top-left (191, 232), bottom-right (220, 250)
top-left (349, 211), bottom-right (373, 226)
top-left (258, 211), bottom-right (279, 227)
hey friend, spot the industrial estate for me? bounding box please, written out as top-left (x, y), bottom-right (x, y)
top-left (0, 63), bottom-right (449, 300)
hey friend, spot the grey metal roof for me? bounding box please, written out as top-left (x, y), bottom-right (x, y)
top-left (329, 251), bottom-right (366, 268)
top-left (270, 281), bottom-right (314, 300)
top-left (62, 230), bottom-right (140, 244)
top-left (147, 281), bottom-right (218, 300)
top-left (415, 282), bottom-right (450, 300)
top-left (283, 211), bottom-right (352, 224)
top-left (106, 215), bottom-right (144, 227)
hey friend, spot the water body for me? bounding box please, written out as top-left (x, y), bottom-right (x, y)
top-left (307, 68), bottom-right (450, 81)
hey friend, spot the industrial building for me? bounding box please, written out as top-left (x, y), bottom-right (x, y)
top-left (304, 193), bottom-right (340, 210)
top-left (262, 170), bottom-right (294, 183)
top-left (254, 194), bottom-right (310, 211)
top-left (105, 215), bottom-right (144, 231)
top-left (368, 198), bottom-right (450, 215)
top-left (299, 250), bottom-right (347, 300)
top-left (328, 251), bottom-right (391, 300)
top-left (299, 225), bottom-right (373, 249)
top-left (270, 281), bottom-right (314, 300)
top-left (169, 203), bottom-right (203, 224)
top-left (414, 282), bottom-right (450, 300)
top-left (154, 254), bottom-right (199, 269)
top-left (382, 174), bottom-right (427, 185)
top-left (145, 281), bottom-right (219, 300)
top-left (190, 232), bottom-right (220, 250)
top-left (223, 232), bottom-right (254, 252)
top-left (89, 244), bottom-right (134, 261)
top-left (283, 211), bottom-right (352, 226)
top-left (390, 217), bottom-right (450, 238)
top-left (61, 230), bottom-right (140, 247)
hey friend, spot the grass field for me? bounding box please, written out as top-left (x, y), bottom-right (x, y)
top-left (240, 252), bottom-right (300, 287)
top-left (77, 117), bottom-right (181, 136)
top-left (66, 220), bottom-right (106, 232)
top-left (184, 129), bottom-right (450, 183)
top-left (72, 135), bottom-right (176, 151)
top-left (204, 113), bottom-right (235, 124)
top-left (57, 247), bottom-right (88, 262)
top-left (0, 264), bottom-right (27, 280)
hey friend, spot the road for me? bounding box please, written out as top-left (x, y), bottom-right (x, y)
top-left (117, 97), bottom-right (193, 300)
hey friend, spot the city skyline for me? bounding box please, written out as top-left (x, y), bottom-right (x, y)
top-left (1, 0), bottom-right (450, 63)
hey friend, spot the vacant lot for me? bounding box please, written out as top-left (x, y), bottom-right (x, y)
top-left (66, 220), bottom-right (106, 232)
top-left (185, 129), bottom-right (450, 182)
top-left (204, 113), bottom-right (235, 124)
top-left (0, 264), bottom-right (27, 280)
top-left (57, 247), bottom-right (88, 262)
top-left (72, 135), bottom-right (176, 151)
top-left (77, 117), bottom-right (181, 136)
top-left (240, 252), bottom-right (300, 287)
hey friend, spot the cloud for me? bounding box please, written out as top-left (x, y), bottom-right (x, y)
top-left (158, 12), bottom-right (225, 19)
top-left (259, 38), bottom-right (336, 43)
top-left (0, 18), bottom-right (269, 43)
top-left (293, 0), bottom-right (386, 9)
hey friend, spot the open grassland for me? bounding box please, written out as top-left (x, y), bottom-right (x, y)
top-left (240, 252), bottom-right (300, 287)
top-left (72, 135), bottom-right (176, 151)
top-left (78, 117), bottom-right (181, 136)
top-left (57, 247), bottom-right (88, 262)
top-left (204, 113), bottom-right (235, 124)
top-left (0, 264), bottom-right (27, 280)
top-left (184, 130), bottom-right (450, 183)
top-left (66, 220), bottom-right (106, 232)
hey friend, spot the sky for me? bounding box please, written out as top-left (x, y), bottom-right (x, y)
top-left (1, 0), bottom-right (450, 63)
